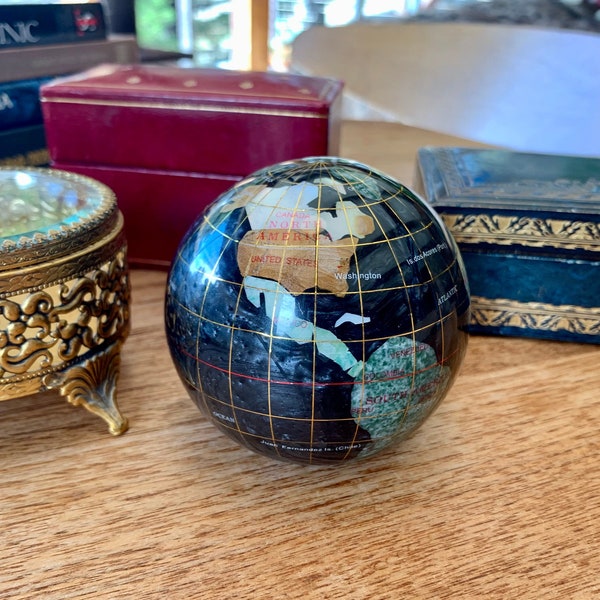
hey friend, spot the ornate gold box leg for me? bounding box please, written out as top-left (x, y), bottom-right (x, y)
top-left (43, 342), bottom-right (128, 436)
top-left (1, 167), bottom-right (132, 436)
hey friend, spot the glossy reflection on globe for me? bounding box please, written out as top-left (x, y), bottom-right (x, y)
top-left (165, 157), bottom-right (469, 465)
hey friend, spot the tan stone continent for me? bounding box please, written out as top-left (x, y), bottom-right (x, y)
top-left (237, 229), bottom-right (358, 297)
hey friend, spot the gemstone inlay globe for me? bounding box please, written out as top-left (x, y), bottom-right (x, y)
top-left (165, 157), bottom-right (470, 465)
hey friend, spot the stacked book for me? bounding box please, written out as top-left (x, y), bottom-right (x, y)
top-left (0, 0), bottom-right (139, 167)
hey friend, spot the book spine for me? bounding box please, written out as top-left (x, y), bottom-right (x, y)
top-left (0, 35), bottom-right (139, 84)
top-left (0, 76), bottom-right (54, 132)
top-left (0, 2), bottom-right (106, 49)
top-left (0, 124), bottom-right (49, 167)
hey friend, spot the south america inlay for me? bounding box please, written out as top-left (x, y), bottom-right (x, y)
top-left (165, 157), bottom-right (470, 465)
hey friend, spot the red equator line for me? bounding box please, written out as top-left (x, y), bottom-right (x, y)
top-left (176, 343), bottom-right (461, 387)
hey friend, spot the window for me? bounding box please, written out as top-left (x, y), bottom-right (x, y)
top-left (136, 0), bottom-right (433, 70)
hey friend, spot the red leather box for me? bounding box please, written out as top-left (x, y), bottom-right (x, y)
top-left (40, 63), bottom-right (343, 267)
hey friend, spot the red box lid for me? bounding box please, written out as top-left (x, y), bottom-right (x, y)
top-left (41, 64), bottom-right (343, 176)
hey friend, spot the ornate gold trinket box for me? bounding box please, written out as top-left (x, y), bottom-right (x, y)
top-left (0, 167), bottom-right (130, 433)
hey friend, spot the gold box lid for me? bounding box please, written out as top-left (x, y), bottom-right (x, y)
top-left (0, 167), bottom-right (118, 270)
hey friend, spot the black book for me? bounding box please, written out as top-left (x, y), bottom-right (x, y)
top-left (0, 1), bottom-right (106, 49)
top-left (0, 76), bottom-right (54, 131)
top-left (0, 124), bottom-right (49, 167)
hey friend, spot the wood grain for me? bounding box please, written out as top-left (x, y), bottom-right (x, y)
top-left (1, 122), bottom-right (599, 599)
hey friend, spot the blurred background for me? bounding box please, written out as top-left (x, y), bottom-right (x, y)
top-left (130, 0), bottom-right (600, 71)
top-left (133, 0), bottom-right (433, 70)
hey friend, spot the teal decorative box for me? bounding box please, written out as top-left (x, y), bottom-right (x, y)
top-left (415, 147), bottom-right (600, 344)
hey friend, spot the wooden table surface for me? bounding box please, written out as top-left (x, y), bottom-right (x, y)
top-left (2, 121), bottom-right (599, 599)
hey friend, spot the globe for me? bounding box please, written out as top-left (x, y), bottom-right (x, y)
top-left (165, 157), bottom-right (470, 465)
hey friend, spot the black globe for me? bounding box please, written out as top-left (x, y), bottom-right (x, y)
top-left (165, 157), bottom-right (470, 465)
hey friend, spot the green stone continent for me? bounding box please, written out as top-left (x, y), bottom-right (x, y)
top-left (351, 336), bottom-right (450, 454)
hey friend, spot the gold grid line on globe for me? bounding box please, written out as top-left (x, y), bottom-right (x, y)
top-left (176, 300), bottom-right (459, 350)
top-left (170, 264), bottom-right (460, 300)
top-left (336, 164), bottom-right (418, 442)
